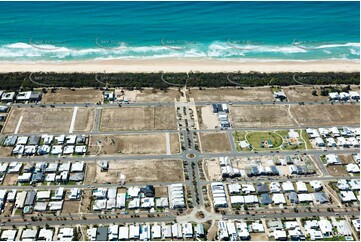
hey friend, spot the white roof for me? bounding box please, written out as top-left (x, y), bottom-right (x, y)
top-left (49, 201), bottom-right (63, 210)
top-left (272, 193), bottom-right (286, 204)
top-left (22, 229), bottom-right (37, 239)
top-left (38, 229), bottom-right (53, 241)
top-left (230, 195), bottom-right (244, 204)
top-left (37, 190), bottom-right (51, 200)
top-left (51, 145), bottom-right (63, 155)
top-left (118, 227), bottom-right (129, 240)
top-left (319, 220), bottom-right (333, 234)
top-left (282, 181), bottom-right (295, 192)
top-left (71, 161), bottom-right (84, 172)
top-left (296, 181), bottom-right (308, 192)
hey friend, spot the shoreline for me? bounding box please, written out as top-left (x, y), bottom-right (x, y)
top-left (0, 58), bottom-right (359, 73)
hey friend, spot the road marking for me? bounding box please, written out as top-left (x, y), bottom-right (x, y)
top-left (165, 132), bottom-right (171, 155)
top-left (14, 116), bottom-right (23, 134)
top-left (69, 106), bottom-right (78, 133)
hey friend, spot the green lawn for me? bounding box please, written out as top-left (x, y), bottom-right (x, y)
top-left (300, 130), bottom-right (313, 149)
top-left (232, 131), bottom-right (251, 152)
top-left (246, 131), bottom-right (283, 150)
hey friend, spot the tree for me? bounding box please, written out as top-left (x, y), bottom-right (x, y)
top-left (312, 90), bottom-right (318, 96)
top-left (320, 89), bottom-right (329, 96)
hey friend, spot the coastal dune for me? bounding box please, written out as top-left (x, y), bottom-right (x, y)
top-left (0, 59), bottom-right (359, 73)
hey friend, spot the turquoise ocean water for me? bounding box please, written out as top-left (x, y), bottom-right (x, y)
top-left (0, 1), bottom-right (359, 61)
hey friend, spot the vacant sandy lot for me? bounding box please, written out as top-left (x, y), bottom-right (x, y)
top-left (229, 105), bottom-right (297, 128)
top-left (61, 201), bottom-right (80, 214)
top-left (2, 174), bottom-right (18, 186)
top-left (0, 146), bottom-right (13, 157)
top-left (338, 155), bottom-right (355, 165)
top-left (73, 108), bottom-right (95, 132)
top-left (283, 86), bottom-right (328, 102)
top-left (189, 87), bottom-right (274, 102)
top-left (326, 165), bottom-right (348, 176)
top-left (291, 105), bottom-right (360, 127)
top-left (88, 133), bottom-right (179, 155)
top-left (135, 89), bottom-right (182, 102)
top-left (200, 133), bottom-right (231, 153)
top-left (204, 158), bottom-right (222, 181)
top-left (42, 89), bottom-right (103, 103)
top-left (3, 107), bottom-right (73, 133)
top-left (94, 160), bottom-right (184, 183)
top-left (99, 106), bottom-right (177, 131)
top-left (197, 106), bottom-right (219, 129)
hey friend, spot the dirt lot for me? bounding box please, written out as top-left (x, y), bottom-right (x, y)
top-left (155, 187), bottom-right (168, 197)
top-left (0, 146), bottom-right (13, 157)
top-left (170, 133), bottom-right (181, 154)
top-left (61, 201), bottom-right (80, 214)
top-left (99, 106), bottom-right (177, 131)
top-left (338, 155), bottom-right (355, 165)
top-left (84, 163), bottom-right (96, 184)
top-left (197, 106), bottom-right (219, 129)
top-left (291, 105), bottom-right (360, 127)
top-left (41, 89), bottom-right (103, 104)
top-left (2, 174), bottom-right (18, 186)
top-left (250, 233), bottom-right (269, 241)
top-left (3, 107), bottom-right (74, 133)
top-left (203, 158), bottom-right (222, 181)
top-left (326, 165), bottom-right (348, 176)
top-left (79, 190), bottom-right (92, 213)
top-left (74, 108), bottom-right (95, 132)
top-left (133, 89), bottom-right (181, 102)
top-left (283, 86), bottom-right (328, 102)
top-left (189, 87), bottom-right (274, 102)
top-left (199, 133), bottom-right (231, 153)
top-left (229, 105), bottom-right (297, 128)
top-left (88, 133), bottom-right (179, 155)
top-left (93, 160), bottom-right (184, 183)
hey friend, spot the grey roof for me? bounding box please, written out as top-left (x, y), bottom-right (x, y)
top-left (96, 227), bottom-right (108, 241)
top-left (31, 173), bottom-right (44, 183)
top-left (3, 136), bottom-right (17, 146)
top-left (25, 190), bottom-right (36, 206)
top-left (251, 166), bottom-right (259, 175)
top-left (76, 135), bottom-right (86, 144)
top-left (261, 193), bottom-right (272, 205)
top-left (256, 183), bottom-right (269, 193)
top-left (313, 192), bottom-right (329, 203)
top-left (28, 136), bottom-right (40, 145)
top-left (287, 192), bottom-right (299, 204)
top-left (30, 92), bottom-right (42, 100)
top-left (196, 224), bottom-right (204, 236)
top-left (270, 166), bottom-right (279, 174)
top-left (69, 173), bottom-right (85, 182)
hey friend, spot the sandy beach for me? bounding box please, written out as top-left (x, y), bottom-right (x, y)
top-left (0, 58), bottom-right (359, 73)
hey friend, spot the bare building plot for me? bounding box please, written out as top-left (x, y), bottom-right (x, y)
top-left (197, 106), bottom-right (220, 129)
top-left (134, 88), bottom-right (182, 102)
top-left (229, 105), bottom-right (297, 128)
top-left (88, 133), bottom-right (180, 155)
top-left (199, 132), bottom-right (232, 153)
top-left (41, 89), bottom-right (103, 104)
top-left (189, 87), bottom-right (274, 102)
top-left (73, 108), bottom-right (95, 132)
top-left (3, 107), bottom-right (74, 133)
top-left (92, 159), bottom-right (184, 183)
top-left (283, 86), bottom-right (328, 102)
top-left (99, 106), bottom-right (177, 131)
top-left (291, 105), bottom-right (360, 127)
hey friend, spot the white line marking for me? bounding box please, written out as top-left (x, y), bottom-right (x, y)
top-left (165, 132), bottom-right (171, 155)
top-left (69, 106), bottom-right (78, 133)
top-left (14, 116), bottom-right (23, 134)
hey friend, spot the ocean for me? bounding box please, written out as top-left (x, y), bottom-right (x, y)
top-left (0, 1), bottom-right (359, 62)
